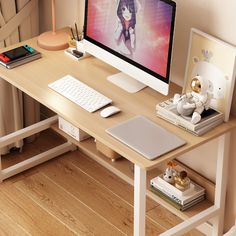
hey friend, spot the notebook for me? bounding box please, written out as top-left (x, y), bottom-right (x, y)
top-left (106, 116), bottom-right (186, 160)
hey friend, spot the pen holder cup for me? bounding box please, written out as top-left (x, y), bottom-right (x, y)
top-left (76, 40), bottom-right (85, 53)
top-left (76, 40), bottom-right (91, 58)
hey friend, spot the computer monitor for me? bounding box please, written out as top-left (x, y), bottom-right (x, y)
top-left (83, 0), bottom-right (176, 95)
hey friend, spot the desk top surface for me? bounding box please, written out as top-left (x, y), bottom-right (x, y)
top-left (1, 37), bottom-right (236, 170)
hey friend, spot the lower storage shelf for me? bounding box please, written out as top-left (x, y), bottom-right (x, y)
top-left (51, 124), bottom-right (214, 221)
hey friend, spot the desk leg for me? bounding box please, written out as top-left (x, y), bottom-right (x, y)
top-left (212, 132), bottom-right (231, 236)
top-left (134, 164), bottom-right (146, 236)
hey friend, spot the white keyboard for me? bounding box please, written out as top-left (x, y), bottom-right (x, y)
top-left (48, 75), bottom-right (112, 112)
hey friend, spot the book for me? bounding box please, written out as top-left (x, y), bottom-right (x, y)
top-left (151, 181), bottom-right (205, 205)
top-left (152, 174), bottom-right (195, 197)
top-left (150, 185), bottom-right (182, 210)
top-left (150, 175), bottom-right (205, 205)
top-left (150, 186), bottom-right (206, 211)
top-left (156, 98), bottom-right (224, 136)
top-left (0, 45), bottom-right (41, 69)
top-left (156, 111), bottom-right (223, 136)
top-left (156, 98), bottom-right (223, 131)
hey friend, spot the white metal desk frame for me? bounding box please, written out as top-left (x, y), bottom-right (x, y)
top-left (0, 39), bottom-right (233, 235)
top-left (133, 132), bottom-right (231, 236)
top-left (0, 115), bottom-right (231, 236)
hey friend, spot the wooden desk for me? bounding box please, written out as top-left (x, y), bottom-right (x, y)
top-left (1, 37), bottom-right (236, 236)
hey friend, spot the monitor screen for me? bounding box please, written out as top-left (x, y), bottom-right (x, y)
top-left (84, 0), bottom-right (176, 95)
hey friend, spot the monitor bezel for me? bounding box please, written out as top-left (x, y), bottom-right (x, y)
top-left (83, 0), bottom-right (176, 95)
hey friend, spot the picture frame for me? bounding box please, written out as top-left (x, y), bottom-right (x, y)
top-left (183, 28), bottom-right (236, 122)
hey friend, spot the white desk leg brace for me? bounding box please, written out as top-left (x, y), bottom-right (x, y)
top-left (134, 164), bottom-right (146, 236)
top-left (212, 132), bottom-right (231, 236)
top-left (0, 115), bottom-right (76, 182)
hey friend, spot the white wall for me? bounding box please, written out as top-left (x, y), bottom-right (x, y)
top-left (39, 0), bottom-right (82, 34)
top-left (172, 0), bottom-right (236, 86)
top-left (39, 0), bottom-right (236, 231)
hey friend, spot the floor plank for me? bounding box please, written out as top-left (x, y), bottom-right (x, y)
top-left (0, 182), bottom-right (76, 236)
top-left (38, 155), bottom-right (164, 235)
top-left (0, 208), bottom-right (29, 236)
top-left (147, 206), bottom-right (204, 236)
top-left (14, 172), bottom-right (125, 236)
top-left (67, 151), bottom-right (159, 211)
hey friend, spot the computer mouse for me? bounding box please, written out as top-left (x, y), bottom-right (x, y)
top-left (100, 106), bottom-right (121, 118)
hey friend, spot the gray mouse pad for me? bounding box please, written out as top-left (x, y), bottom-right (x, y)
top-left (106, 115), bottom-right (186, 160)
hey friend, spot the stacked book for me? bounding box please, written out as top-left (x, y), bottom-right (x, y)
top-left (150, 174), bottom-right (206, 211)
top-left (156, 98), bottom-right (224, 136)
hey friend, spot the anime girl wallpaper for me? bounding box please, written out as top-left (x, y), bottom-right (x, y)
top-left (86, 0), bottom-right (174, 78)
top-left (114, 0), bottom-right (140, 56)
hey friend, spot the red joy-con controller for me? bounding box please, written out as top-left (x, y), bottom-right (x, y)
top-left (0, 53), bottom-right (10, 62)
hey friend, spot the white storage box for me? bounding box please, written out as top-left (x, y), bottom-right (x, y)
top-left (58, 117), bottom-right (90, 141)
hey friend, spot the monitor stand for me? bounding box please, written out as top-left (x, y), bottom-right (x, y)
top-left (107, 72), bottom-right (146, 93)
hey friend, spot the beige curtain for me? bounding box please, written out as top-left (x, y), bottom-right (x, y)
top-left (0, 0), bottom-right (40, 154)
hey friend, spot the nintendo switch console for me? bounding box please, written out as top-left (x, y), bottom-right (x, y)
top-left (0, 45), bottom-right (41, 69)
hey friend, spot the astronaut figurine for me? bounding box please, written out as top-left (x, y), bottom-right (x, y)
top-left (173, 75), bottom-right (211, 124)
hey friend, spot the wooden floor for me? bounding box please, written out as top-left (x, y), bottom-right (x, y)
top-left (0, 129), bottom-right (205, 236)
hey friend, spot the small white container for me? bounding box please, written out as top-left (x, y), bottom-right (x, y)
top-left (76, 40), bottom-right (91, 58)
top-left (76, 40), bottom-right (85, 53)
top-left (58, 117), bottom-right (90, 141)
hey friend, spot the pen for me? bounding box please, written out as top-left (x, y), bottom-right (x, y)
top-left (82, 25), bottom-right (85, 40)
top-left (70, 26), bottom-right (75, 39)
top-left (75, 22), bottom-right (79, 41)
